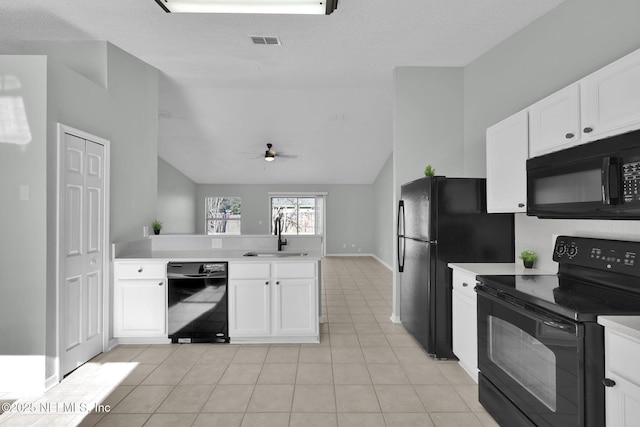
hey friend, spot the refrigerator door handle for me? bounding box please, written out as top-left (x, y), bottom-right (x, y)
top-left (398, 236), bottom-right (405, 272)
top-left (397, 200), bottom-right (405, 272)
top-left (397, 200), bottom-right (405, 237)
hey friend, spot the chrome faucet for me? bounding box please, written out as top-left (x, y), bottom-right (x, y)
top-left (274, 216), bottom-right (288, 251)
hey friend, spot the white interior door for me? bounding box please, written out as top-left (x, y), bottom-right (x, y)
top-left (60, 129), bottom-right (107, 376)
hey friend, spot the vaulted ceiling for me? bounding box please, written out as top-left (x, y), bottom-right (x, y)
top-left (1, 0), bottom-right (565, 184)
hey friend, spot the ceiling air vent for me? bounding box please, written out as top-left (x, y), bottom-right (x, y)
top-left (250, 36), bottom-right (281, 46)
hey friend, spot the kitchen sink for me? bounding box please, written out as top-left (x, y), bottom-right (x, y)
top-left (243, 251), bottom-right (308, 257)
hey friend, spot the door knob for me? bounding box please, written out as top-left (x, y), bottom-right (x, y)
top-left (602, 378), bottom-right (616, 387)
top-left (565, 133), bottom-right (575, 139)
top-left (584, 127), bottom-right (594, 133)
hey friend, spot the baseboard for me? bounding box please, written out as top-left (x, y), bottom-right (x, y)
top-left (326, 253), bottom-right (374, 257)
top-left (44, 373), bottom-right (59, 391)
top-left (390, 313), bottom-right (401, 323)
top-left (371, 255), bottom-right (392, 271)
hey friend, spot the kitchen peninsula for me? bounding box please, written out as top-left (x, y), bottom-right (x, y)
top-left (113, 234), bottom-right (323, 345)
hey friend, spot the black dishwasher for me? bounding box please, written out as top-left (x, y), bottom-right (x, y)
top-left (167, 262), bottom-right (229, 343)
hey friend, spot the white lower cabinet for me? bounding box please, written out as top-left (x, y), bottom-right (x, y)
top-left (451, 270), bottom-right (479, 383)
top-left (602, 323), bottom-right (640, 426)
top-left (113, 261), bottom-right (167, 339)
top-left (229, 261), bottom-right (318, 343)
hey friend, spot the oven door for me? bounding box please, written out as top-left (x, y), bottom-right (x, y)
top-left (477, 286), bottom-right (583, 427)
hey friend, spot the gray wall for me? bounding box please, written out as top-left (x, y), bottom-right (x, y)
top-left (0, 56), bottom-right (48, 362)
top-left (463, 0), bottom-right (640, 270)
top-left (373, 154), bottom-right (393, 268)
top-left (158, 157), bottom-right (197, 234)
top-left (195, 184), bottom-right (374, 255)
top-left (0, 41), bottom-right (159, 386)
top-left (393, 67), bottom-right (465, 189)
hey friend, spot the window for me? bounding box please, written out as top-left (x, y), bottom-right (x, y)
top-left (270, 196), bottom-right (321, 235)
top-left (205, 196), bottom-right (241, 235)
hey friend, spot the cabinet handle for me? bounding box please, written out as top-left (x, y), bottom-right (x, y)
top-left (602, 378), bottom-right (616, 387)
top-left (584, 127), bottom-right (594, 133)
top-left (462, 282), bottom-right (469, 287)
top-left (276, 281), bottom-right (280, 285)
top-left (565, 132), bottom-right (574, 139)
top-left (138, 267), bottom-right (143, 273)
top-left (265, 281), bottom-right (269, 285)
top-left (158, 282), bottom-right (163, 286)
top-left (518, 203), bottom-right (525, 208)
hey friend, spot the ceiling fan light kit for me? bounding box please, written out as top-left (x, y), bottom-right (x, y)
top-left (265, 143), bottom-right (276, 161)
top-left (155, 0), bottom-right (338, 15)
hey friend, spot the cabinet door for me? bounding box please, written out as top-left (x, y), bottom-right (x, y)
top-left (606, 377), bottom-right (640, 427)
top-left (486, 110), bottom-right (528, 213)
top-left (529, 83), bottom-right (581, 157)
top-left (582, 48), bottom-right (640, 141)
top-left (604, 327), bottom-right (640, 426)
top-left (451, 271), bottom-right (478, 383)
top-left (114, 279), bottom-right (166, 337)
top-left (273, 278), bottom-right (317, 336)
top-left (228, 279), bottom-right (271, 337)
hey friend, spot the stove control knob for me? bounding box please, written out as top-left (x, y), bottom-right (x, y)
top-left (603, 378), bottom-right (617, 387)
top-left (567, 245), bottom-right (578, 258)
top-left (555, 242), bottom-right (567, 256)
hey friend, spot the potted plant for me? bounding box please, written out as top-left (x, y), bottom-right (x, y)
top-left (151, 220), bottom-right (163, 235)
top-left (424, 164), bottom-right (436, 177)
top-left (519, 250), bottom-right (537, 268)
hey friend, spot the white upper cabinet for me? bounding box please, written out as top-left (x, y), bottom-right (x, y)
top-left (581, 48), bottom-right (640, 141)
top-left (486, 110), bottom-right (528, 213)
top-left (529, 83), bottom-right (582, 157)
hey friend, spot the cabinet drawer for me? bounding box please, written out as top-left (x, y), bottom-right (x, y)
top-left (452, 271), bottom-right (478, 298)
top-left (606, 329), bottom-right (640, 386)
top-left (274, 262), bottom-right (316, 279)
top-left (116, 261), bottom-right (166, 279)
top-left (230, 262), bottom-right (271, 279)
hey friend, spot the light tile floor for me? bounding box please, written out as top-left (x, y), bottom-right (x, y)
top-left (0, 256), bottom-right (498, 427)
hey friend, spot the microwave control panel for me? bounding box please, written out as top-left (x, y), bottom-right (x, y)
top-left (623, 161), bottom-right (640, 202)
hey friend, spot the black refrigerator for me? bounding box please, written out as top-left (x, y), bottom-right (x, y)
top-left (397, 177), bottom-right (514, 359)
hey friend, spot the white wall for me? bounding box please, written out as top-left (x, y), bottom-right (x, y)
top-left (463, 0), bottom-right (640, 268)
top-left (157, 157), bottom-right (197, 234)
top-left (195, 183), bottom-right (375, 255)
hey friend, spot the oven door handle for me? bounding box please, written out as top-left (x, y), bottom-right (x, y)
top-left (543, 320), bottom-right (573, 331)
top-left (477, 286), bottom-right (578, 336)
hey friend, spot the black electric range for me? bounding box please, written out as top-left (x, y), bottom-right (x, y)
top-left (476, 236), bottom-right (640, 427)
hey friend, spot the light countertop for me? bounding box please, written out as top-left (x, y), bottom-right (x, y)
top-left (115, 249), bottom-right (322, 262)
top-left (598, 316), bottom-right (640, 341)
top-left (448, 262), bottom-right (555, 277)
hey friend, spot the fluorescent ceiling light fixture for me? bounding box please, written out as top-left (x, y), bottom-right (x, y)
top-left (155, 0), bottom-right (338, 15)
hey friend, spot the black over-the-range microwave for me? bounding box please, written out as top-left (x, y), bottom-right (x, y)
top-left (527, 128), bottom-right (640, 219)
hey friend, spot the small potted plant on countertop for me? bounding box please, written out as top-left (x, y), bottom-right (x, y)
top-left (519, 250), bottom-right (537, 268)
top-left (151, 220), bottom-right (163, 235)
top-left (424, 164), bottom-right (436, 177)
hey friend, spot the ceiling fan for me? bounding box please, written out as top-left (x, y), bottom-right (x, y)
top-left (263, 143), bottom-right (297, 162)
